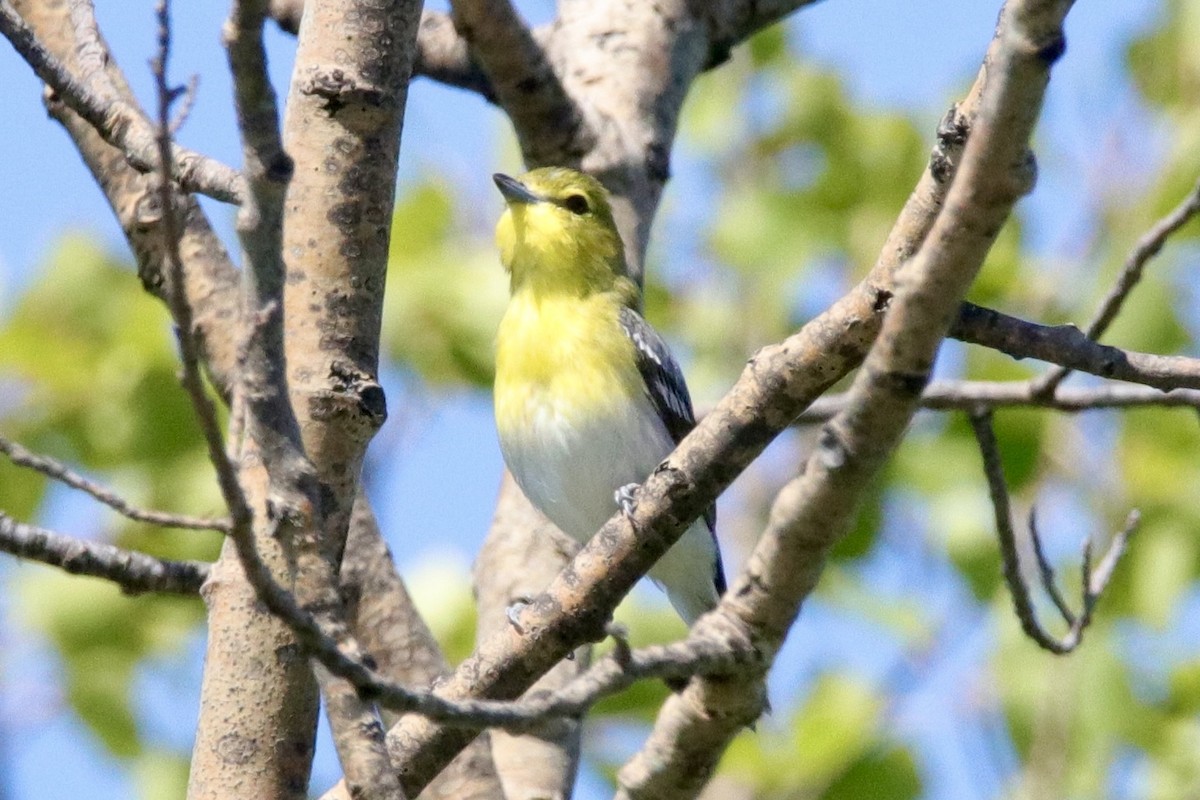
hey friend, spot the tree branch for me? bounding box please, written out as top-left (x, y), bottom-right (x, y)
top-left (413, 11), bottom-right (496, 100)
top-left (617, 1), bottom-right (1074, 794)
top-left (968, 410), bottom-right (1137, 654)
top-left (1030, 172), bottom-right (1200, 396)
top-left (701, 0), bottom-right (826, 66)
top-left (340, 497), bottom-right (503, 800)
top-left (0, 0), bottom-right (245, 204)
top-left (797, 380), bottom-right (1200, 422)
top-left (0, 435), bottom-right (231, 532)
top-left (220, 0), bottom-right (409, 796)
top-left (448, 0), bottom-right (580, 163)
top-left (0, 511), bottom-right (209, 594)
top-left (951, 302), bottom-right (1200, 391)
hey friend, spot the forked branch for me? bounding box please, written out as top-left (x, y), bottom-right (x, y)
top-left (968, 410), bottom-right (1137, 654)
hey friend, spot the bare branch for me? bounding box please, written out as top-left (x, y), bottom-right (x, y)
top-left (952, 302), bottom-right (1200, 392)
top-left (617, 1), bottom-right (1075, 794)
top-left (1028, 508), bottom-right (1079, 625)
top-left (968, 411), bottom-right (1137, 654)
top-left (0, 436), bottom-right (231, 533)
top-left (150, 2), bottom-right (249, 540)
top-left (0, 511), bottom-right (209, 594)
top-left (797, 380), bottom-right (1200, 422)
top-left (223, 1), bottom-right (403, 797)
top-left (151, 2), bottom-right (326, 794)
top-left (265, 0), bottom-right (303, 31)
top-left (340, 496), bottom-right (504, 800)
top-left (414, 11), bottom-right (496, 100)
top-left (0, 0), bottom-right (245, 204)
top-left (449, 0), bottom-right (584, 165)
top-left (1031, 173), bottom-right (1200, 396)
top-left (701, 0), bottom-right (826, 66)
top-left (367, 3), bottom-right (1003, 791)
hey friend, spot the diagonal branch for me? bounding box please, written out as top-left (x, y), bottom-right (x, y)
top-left (968, 410), bottom-right (1137, 654)
top-left (447, 0), bottom-right (584, 164)
top-left (0, 436), bottom-right (231, 533)
top-left (1030, 173), bottom-right (1200, 396)
top-left (0, 0), bottom-right (245, 204)
top-left (413, 11), bottom-right (496, 100)
top-left (0, 511), bottom-right (209, 594)
top-left (951, 302), bottom-right (1200, 391)
top-left (701, 0), bottom-right (827, 66)
top-left (616, 1), bottom-right (1075, 794)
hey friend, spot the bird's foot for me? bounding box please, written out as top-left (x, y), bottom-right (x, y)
top-left (605, 621), bottom-right (631, 667)
top-left (614, 483), bottom-right (640, 517)
top-left (506, 595), bottom-right (533, 634)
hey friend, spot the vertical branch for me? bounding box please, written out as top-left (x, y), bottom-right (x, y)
top-left (278, 0), bottom-right (419, 552)
top-left (220, 0), bottom-right (418, 797)
top-left (143, 1), bottom-right (329, 797)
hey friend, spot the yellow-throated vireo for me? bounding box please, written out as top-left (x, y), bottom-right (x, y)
top-left (492, 167), bottom-right (725, 625)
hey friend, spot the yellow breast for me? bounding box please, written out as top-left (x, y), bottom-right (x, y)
top-left (494, 291), bottom-right (641, 431)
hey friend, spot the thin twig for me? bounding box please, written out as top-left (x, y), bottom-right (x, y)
top-left (1027, 508), bottom-right (1075, 626)
top-left (796, 380), bottom-right (1200, 423)
top-left (968, 410), bottom-right (1136, 654)
top-left (0, 511), bottom-right (209, 594)
top-left (150, 0), bottom-right (251, 535)
top-left (0, 436), bottom-right (231, 532)
top-left (170, 73), bottom-right (200, 133)
top-left (1031, 174), bottom-right (1200, 396)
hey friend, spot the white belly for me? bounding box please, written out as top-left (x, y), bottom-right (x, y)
top-left (499, 389), bottom-right (672, 542)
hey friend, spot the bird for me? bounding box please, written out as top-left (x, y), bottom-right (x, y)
top-left (490, 166), bottom-right (726, 626)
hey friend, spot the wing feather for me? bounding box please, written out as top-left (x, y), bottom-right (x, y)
top-left (618, 307), bottom-right (722, 591)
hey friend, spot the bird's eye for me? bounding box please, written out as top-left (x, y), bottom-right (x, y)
top-left (562, 194), bottom-right (590, 215)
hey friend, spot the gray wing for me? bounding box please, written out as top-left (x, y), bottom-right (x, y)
top-left (618, 308), bottom-right (724, 594)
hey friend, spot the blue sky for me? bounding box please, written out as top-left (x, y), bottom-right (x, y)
top-left (0, 1), bottom-right (1166, 798)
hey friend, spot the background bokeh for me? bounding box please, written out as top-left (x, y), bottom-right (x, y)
top-left (2, 1), bottom-right (1198, 798)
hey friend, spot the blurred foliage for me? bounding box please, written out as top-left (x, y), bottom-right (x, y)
top-left (2, 1), bottom-right (1200, 799)
top-left (381, 180), bottom-right (508, 387)
top-left (0, 237), bottom-right (216, 798)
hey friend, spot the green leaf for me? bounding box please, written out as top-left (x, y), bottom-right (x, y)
top-left (382, 181), bottom-right (508, 387)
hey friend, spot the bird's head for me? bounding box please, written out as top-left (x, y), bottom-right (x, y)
top-left (493, 168), bottom-right (630, 297)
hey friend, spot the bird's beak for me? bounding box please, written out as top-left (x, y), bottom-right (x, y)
top-left (493, 173), bottom-right (542, 205)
